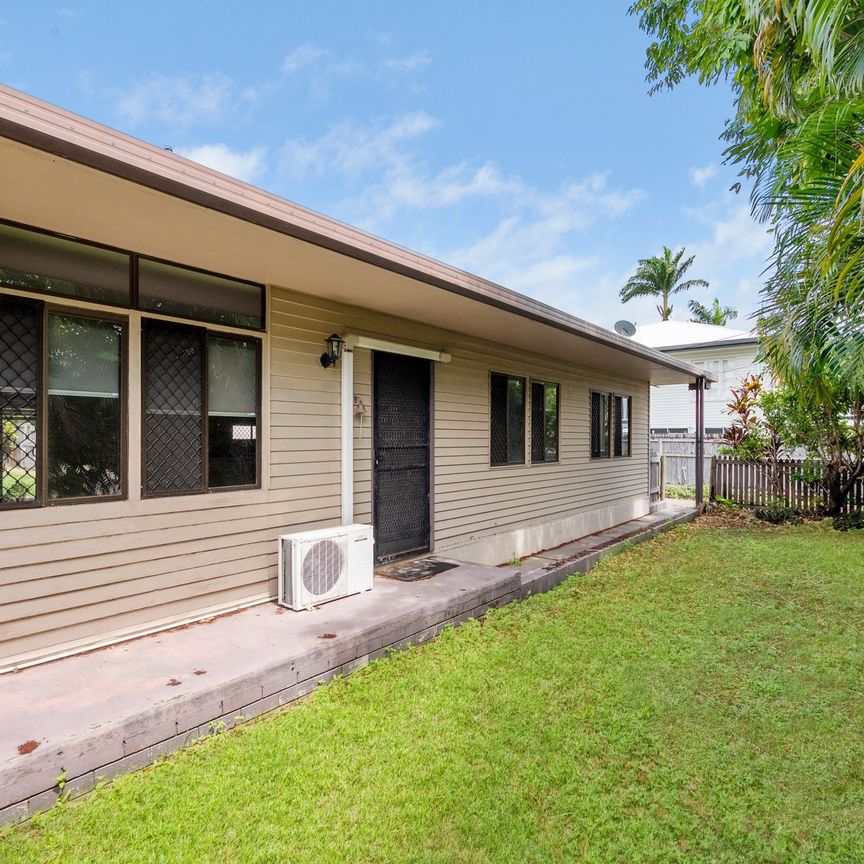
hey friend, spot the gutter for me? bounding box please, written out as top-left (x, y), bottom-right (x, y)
top-left (0, 85), bottom-right (712, 384)
top-left (658, 337), bottom-right (760, 352)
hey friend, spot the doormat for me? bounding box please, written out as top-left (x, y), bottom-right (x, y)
top-left (377, 559), bottom-right (460, 582)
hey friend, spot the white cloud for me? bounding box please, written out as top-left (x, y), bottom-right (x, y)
top-left (177, 144), bottom-right (266, 182)
top-left (688, 204), bottom-right (773, 270)
top-left (385, 51), bottom-right (431, 72)
top-left (282, 44), bottom-right (328, 74)
top-left (278, 112), bottom-right (643, 323)
top-left (280, 112), bottom-right (439, 180)
top-left (116, 73), bottom-right (244, 127)
top-left (448, 174), bottom-right (642, 308)
top-left (690, 162), bottom-right (718, 188)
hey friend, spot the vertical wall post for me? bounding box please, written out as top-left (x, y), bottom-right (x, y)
top-left (341, 347), bottom-right (354, 525)
top-left (694, 376), bottom-right (705, 507)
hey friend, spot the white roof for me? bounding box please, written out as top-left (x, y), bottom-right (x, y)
top-left (629, 320), bottom-right (755, 350)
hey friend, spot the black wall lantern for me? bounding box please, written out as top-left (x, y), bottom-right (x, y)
top-left (320, 333), bottom-right (345, 368)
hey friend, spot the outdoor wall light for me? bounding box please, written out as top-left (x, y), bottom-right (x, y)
top-left (320, 333), bottom-right (345, 368)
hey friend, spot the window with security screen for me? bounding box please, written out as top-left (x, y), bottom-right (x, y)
top-left (531, 380), bottom-right (559, 463)
top-left (590, 391), bottom-right (611, 459)
top-left (614, 394), bottom-right (631, 458)
top-left (143, 320), bottom-right (261, 497)
top-left (592, 390), bottom-right (632, 460)
top-left (490, 372), bottom-right (525, 466)
top-left (0, 296), bottom-right (40, 506)
top-left (1, 294), bottom-right (126, 508)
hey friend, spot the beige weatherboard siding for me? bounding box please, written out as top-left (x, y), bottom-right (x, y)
top-left (1, 285), bottom-right (649, 669)
top-left (0, 84), bottom-right (711, 671)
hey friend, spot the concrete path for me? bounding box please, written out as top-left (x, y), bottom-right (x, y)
top-left (0, 503), bottom-right (695, 826)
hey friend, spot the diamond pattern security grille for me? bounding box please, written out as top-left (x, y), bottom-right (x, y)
top-left (143, 322), bottom-right (204, 495)
top-left (591, 391), bottom-right (611, 459)
top-left (0, 297), bottom-right (39, 505)
top-left (490, 373), bottom-right (525, 466)
top-left (373, 352), bottom-right (431, 564)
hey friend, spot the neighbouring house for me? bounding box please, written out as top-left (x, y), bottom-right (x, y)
top-left (0, 86), bottom-right (712, 672)
top-left (630, 320), bottom-right (763, 435)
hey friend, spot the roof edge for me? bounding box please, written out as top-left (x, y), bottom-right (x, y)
top-left (0, 84), bottom-right (712, 383)
top-left (660, 337), bottom-right (760, 352)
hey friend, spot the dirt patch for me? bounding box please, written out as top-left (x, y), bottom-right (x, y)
top-left (319, 633), bottom-right (338, 640)
top-left (17, 740), bottom-right (39, 755)
top-left (167, 678), bottom-right (182, 687)
top-left (193, 669), bottom-right (207, 676)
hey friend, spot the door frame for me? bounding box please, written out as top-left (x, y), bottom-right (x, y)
top-left (371, 349), bottom-right (434, 563)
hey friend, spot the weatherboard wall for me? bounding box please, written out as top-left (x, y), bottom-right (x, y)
top-left (0, 284), bottom-right (650, 671)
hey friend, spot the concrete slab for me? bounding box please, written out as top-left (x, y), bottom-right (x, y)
top-left (0, 504), bottom-right (695, 826)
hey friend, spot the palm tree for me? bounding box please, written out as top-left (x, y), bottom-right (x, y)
top-left (619, 246), bottom-right (708, 321)
top-left (688, 298), bottom-right (738, 326)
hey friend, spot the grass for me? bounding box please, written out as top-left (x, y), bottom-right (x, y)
top-left (1, 469), bottom-right (35, 501)
top-left (4, 519), bottom-right (864, 862)
top-left (664, 483), bottom-right (709, 500)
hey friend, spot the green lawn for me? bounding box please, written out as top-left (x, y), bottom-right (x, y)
top-left (4, 519), bottom-right (864, 863)
top-left (1, 469), bottom-right (35, 501)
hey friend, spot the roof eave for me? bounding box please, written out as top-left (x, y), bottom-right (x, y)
top-left (0, 84), bottom-right (711, 385)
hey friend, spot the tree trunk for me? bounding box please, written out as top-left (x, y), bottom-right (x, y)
top-left (824, 462), bottom-right (863, 517)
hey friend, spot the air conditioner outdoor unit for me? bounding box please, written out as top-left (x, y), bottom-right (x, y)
top-left (278, 523), bottom-right (374, 610)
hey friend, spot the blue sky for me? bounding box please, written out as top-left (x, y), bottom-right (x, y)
top-left (2, 2), bottom-right (772, 330)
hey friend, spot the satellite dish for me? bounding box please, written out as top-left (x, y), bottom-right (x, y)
top-left (614, 320), bottom-right (636, 337)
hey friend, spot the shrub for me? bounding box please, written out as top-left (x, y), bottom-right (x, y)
top-left (832, 512), bottom-right (864, 532)
top-left (754, 500), bottom-right (803, 525)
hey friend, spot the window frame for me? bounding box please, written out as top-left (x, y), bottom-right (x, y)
top-left (0, 292), bottom-right (129, 509)
top-left (590, 389), bottom-right (634, 461)
top-left (136, 253), bottom-right (267, 332)
top-left (530, 378), bottom-right (560, 465)
top-left (613, 393), bottom-right (632, 459)
top-left (589, 390), bottom-right (612, 460)
top-left (0, 217), bottom-right (266, 332)
top-left (140, 318), bottom-right (263, 499)
top-left (489, 371), bottom-right (527, 467)
top-left (205, 330), bottom-right (263, 493)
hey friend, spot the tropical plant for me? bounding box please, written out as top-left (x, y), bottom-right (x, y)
top-left (619, 246), bottom-right (708, 320)
top-left (629, 0), bottom-right (864, 514)
top-left (628, 0), bottom-right (864, 421)
top-left (688, 297), bottom-right (738, 326)
top-left (719, 374), bottom-right (766, 460)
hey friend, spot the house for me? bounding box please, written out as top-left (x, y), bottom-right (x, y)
top-left (0, 85), bottom-right (712, 673)
top-left (630, 320), bottom-right (762, 435)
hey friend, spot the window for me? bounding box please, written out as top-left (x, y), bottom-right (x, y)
top-left (207, 336), bottom-right (259, 488)
top-left (590, 391), bottom-right (611, 459)
top-left (138, 258), bottom-right (264, 330)
top-left (490, 372), bottom-right (525, 465)
top-left (0, 220), bottom-right (265, 329)
top-left (0, 222), bottom-right (130, 306)
top-left (142, 320), bottom-right (260, 496)
top-left (1, 294), bottom-right (125, 507)
top-left (531, 380), bottom-right (559, 463)
top-left (592, 390), bottom-right (632, 460)
top-left (0, 296), bottom-right (40, 505)
top-left (613, 394), bottom-right (631, 458)
top-left (47, 313), bottom-right (123, 500)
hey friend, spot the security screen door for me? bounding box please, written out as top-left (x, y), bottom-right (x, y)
top-left (372, 351), bottom-right (431, 564)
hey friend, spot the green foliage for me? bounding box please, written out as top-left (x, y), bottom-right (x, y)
top-left (833, 511), bottom-right (864, 532)
top-left (665, 483), bottom-right (708, 499)
top-left (719, 374), bottom-right (769, 459)
top-left (629, 1), bottom-right (864, 513)
top-left (1, 470), bottom-right (35, 501)
top-left (1, 418), bottom-right (14, 461)
top-left (688, 297), bottom-right (738, 325)
top-left (619, 245), bottom-right (708, 320)
top-left (6, 523), bottom-right (864, 860)
top-left (754, 500), bottom-right (803, 525)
